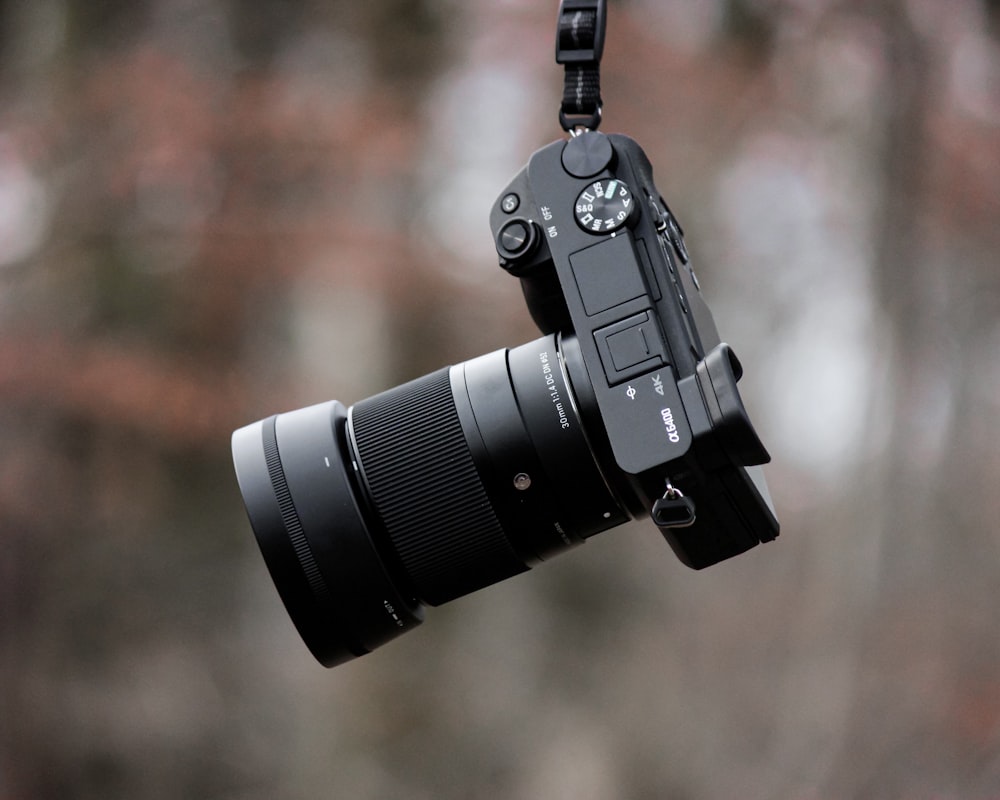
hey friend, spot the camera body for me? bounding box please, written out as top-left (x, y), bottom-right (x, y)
top-left (231, 0), bottom-right (780, 667)
top-left (230, 128), bottom-right (780, 667)
top-left (490, 131), bottom-right (777, 568)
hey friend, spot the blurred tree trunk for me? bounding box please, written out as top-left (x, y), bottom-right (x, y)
top-left (824, 1), bottom-right (1000, 795)
top-left (0, 2), bottom-right (457, 798)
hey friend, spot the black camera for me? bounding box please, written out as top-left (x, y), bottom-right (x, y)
top-left (231, 4), bottom-right (778, 668)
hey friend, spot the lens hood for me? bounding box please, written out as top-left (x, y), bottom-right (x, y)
top-left (232, 401), bottom-right (423, 667)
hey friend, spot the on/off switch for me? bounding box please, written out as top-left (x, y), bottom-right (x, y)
top-left (496, 218), bottom-right (541, 275)
top-left (498, 219), bottom-right (536, 258)
top-left (594, 311), bottom-right (667, 384)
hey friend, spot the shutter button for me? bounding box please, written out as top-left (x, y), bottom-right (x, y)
top-left (497, 218), bottom-right (539, 259)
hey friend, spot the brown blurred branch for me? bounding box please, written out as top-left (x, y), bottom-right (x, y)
top-left (0, 334), bottom-right (255, 451)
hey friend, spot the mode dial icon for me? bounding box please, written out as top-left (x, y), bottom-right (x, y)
top-left (574, 179), bottom-right (638, 235)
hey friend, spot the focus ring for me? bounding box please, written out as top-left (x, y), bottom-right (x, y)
top-left (350, 368), bottom-right (526, 605)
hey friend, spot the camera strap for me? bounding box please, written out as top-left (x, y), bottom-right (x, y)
top-left (555, 0), bottom-right (607, 132)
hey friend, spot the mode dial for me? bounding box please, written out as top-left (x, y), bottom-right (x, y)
top-left (574, 179), bottom-right (637, 235)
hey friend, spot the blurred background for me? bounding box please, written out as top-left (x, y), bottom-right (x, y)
top-left (2, 0), bottom-right (999, 797)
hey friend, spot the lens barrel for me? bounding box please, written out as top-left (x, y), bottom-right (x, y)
top-left (349, 366), bottom-right (529, 606)
top-left (232, 334), bottom-right (627, 666)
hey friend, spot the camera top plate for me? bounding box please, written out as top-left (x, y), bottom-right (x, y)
top-left (490, 131), bottom-right (778, 568)
top-left (492, 132), bottom-right (712, 473)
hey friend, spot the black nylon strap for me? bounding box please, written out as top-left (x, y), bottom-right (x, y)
top-left (555, 0), bottom-right (606, 131)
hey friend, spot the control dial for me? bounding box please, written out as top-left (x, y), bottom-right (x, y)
top-left (574, 179), bottom-right (637, 235)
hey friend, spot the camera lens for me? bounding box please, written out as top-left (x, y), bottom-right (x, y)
top-left (232, 334), bottom-right (628, 666)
